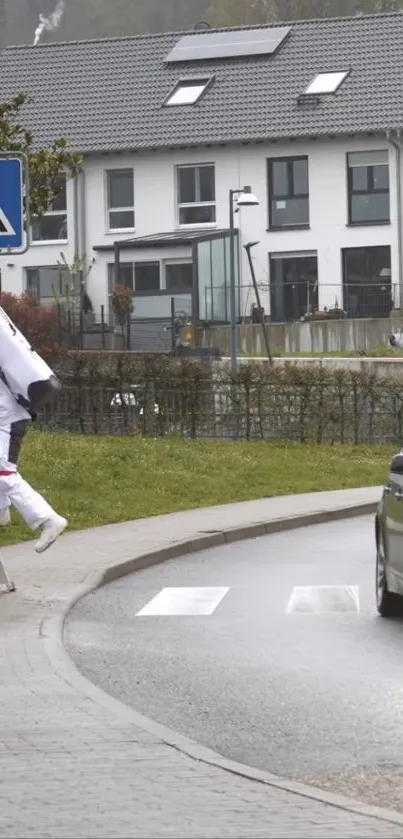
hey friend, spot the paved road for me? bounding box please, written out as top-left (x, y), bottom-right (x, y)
top-left (65, 515), bottom-right (403, 812)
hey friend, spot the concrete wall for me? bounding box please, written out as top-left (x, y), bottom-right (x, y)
top-left (195, 316), bottom-right (403, 355)
top-left (0, 136), bottom-right (399, 316)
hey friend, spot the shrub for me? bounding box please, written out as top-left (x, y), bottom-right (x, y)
top-left (111, 285), bottom-right (134, 334)
top-left (36, 351), bottom-right (403, 444)
top-left (0, 292), bottom-right (64, 356)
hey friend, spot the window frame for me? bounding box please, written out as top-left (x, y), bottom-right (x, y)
top-left (134, 261), bottom-right (160, 293)
top-left (267, 156), bottom-right (310, 230)
top-left (269, 250), bottom-right (318, 323)
top-left (305, 70), bottom-right (349, 95)
top-left (342, 245), bottom-right (393, 318)
top-left (347, 151), bottom-right (390, 226)
top-left (164, 77), bottom-right (212, 107)
top-left (25, 265), bottom-right (65, 302)
top-left (107, 262), bottom-right (134, 296)
top-left (342, 245), bottom-right (392, 284)
top-left (106, 168), bottom-right (135, 233)
top-left (163, 258), bottom-right (193, 292)
top-left (31, 176), bottom-right (68, 244)
top-left (176, 163), bottom-right (216, 228)
top-left (107, 261), bottom-right (161, 295)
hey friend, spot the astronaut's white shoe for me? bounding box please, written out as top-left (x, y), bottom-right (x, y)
top-left (35, 514), bottom-right (67, 553)
top-left (0, 508), bottom-right (11, 526)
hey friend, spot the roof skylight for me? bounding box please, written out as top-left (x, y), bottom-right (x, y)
top-left (165, 79), bottom-right (210, 106)
top-left (305, 71), bottom-right (349, 95)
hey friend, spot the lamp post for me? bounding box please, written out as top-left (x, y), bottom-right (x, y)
top-left (228, 186), bottom-right (259, 368)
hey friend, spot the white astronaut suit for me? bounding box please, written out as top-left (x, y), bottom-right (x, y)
top-left (0, 307), bottom-right (67, 553)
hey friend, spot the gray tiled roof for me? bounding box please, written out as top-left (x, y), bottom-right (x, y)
top-left (94, 229), bottom-right (231, 250)
top-left (0, 12), bottom-right (402, 154)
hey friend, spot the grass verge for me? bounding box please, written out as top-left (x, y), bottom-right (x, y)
top-left (0, 432), bottom-right (391, 547)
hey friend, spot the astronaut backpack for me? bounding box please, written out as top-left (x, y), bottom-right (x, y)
top-left (0, 305), bottom-right (62, 410)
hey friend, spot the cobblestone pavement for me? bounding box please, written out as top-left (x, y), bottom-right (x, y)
top-left (2, 486), bottom-right (402, 838)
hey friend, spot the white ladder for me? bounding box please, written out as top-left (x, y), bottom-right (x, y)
top-left (0, 558), bottom-right (15, 592)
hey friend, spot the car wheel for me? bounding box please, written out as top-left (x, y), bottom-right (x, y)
top-left (376, 529), bottom-right (403, 618)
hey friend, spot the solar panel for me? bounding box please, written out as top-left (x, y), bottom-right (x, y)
top-left (164, 26), bottom-right (292, 64)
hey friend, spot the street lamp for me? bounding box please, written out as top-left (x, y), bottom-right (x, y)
top-left (229, 186), bottom-right (259, 368)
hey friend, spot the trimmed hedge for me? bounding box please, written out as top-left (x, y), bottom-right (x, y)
top-left (39, 351), bottom-right (403, 444)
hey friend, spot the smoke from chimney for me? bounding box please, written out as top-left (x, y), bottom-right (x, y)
top-left (33, 0), bottom-right (65, 46)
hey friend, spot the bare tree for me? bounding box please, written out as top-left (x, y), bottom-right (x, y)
top-left (205, 0), bottom-right (403, 27)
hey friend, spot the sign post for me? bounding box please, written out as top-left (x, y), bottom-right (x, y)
top-left (0, 154), bottom-right (29, 592)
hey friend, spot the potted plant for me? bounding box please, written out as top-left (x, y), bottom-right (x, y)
top-left (111, 284), bottom-right (134, 348)
top-left (312, 307), bottom-right (329, 320)
top-left (327, 298), bottom-right (347, 320)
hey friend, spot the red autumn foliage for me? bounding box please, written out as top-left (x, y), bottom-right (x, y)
top-left (111, 284), bottom-right (134, 328)
top-left (0, 292), bottom-right (66, 356)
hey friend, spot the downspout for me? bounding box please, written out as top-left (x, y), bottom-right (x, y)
top-left (73, 173), bottom-right (80, 262)
top-left (72, 174), bottom-right (82, 345)
top-left (80, 167), bottom-right (87, 274)
top-left (73, 167), bottom-right (88, 343)
top-left (388, 131), bottom-right (403, 311)
top-left (73, 167), bottom-right (87, 275)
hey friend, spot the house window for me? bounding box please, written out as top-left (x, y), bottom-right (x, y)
top-left (106, 169), bottom-right (135, 230)
top-left (108, 263), bottom-right (134, 294)
top-left (108, 261), bottom-right (160, 293)
top-left (165, 79), bottom-right (210, 106)
top-left (347, 151), bottom-right (390, 225)
top-left (268, 157), bottom-right (309, 228)
top-left (165, 262), bottom-right (193, 292)
top-left (269, 251), bottom-right (318, 322)
top-left (342, 245), bottom-right (392, 318)
top-left (32, 178), bottom-right (67, 242)
top-left (135, 262), bottom-right (160, 292)
top-left (177, 164), bottom-right (216, 225)
top-left (26, 266), bottom-right (65, 303)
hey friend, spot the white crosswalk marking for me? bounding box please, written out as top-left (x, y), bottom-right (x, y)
top-left (136, 586), bottom-right (230, 616)
top-left (286, 585), bottom-right (360, 614)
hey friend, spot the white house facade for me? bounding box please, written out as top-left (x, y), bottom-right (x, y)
top-left (0, 136), bottom-right (399, 324)
top-left (0, 12), bottom-right (402, 333)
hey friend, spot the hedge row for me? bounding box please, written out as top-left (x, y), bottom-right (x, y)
top-left (36, 352), bottom-right (403, 444)
top-left (48, 351), bottom-right (213, 387)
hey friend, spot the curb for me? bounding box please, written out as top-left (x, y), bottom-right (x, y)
top-left (43, 497), bottom-right (403, 830)
top-left (98, 500), bottom-right (377, 588)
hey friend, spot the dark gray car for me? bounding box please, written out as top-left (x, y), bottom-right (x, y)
top-left (376, 452), bottom-right (403, 617)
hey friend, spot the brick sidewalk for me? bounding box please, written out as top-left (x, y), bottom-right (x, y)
top-left (1, 486), bottom-right (402, 839)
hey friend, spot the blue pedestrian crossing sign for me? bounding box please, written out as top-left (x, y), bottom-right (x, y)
top-left (0, 157), bottom-right (24, 251)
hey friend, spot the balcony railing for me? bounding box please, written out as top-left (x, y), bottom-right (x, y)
top-left (205, 282), bottom-right (398, 324)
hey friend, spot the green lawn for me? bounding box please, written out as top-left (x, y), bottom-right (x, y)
top-left (0, 432), bottom-right (392, 547)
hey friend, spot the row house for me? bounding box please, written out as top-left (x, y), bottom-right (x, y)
top-left (0, 11), bottom-right (402, 335)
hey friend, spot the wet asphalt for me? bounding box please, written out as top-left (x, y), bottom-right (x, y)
top-left (65, 515), bottom-right (403, 809)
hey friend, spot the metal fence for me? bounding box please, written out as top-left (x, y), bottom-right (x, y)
top-left (43, 280), bottom-right (400, 353)
top-left (36, 379), bottom-right (403, 445)
top-left (55, 299), bottom-right (192, 352)
top-left (48, 280), bottom-right (400, 349)
top-left (233, 282), bottom-right (398, 323)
